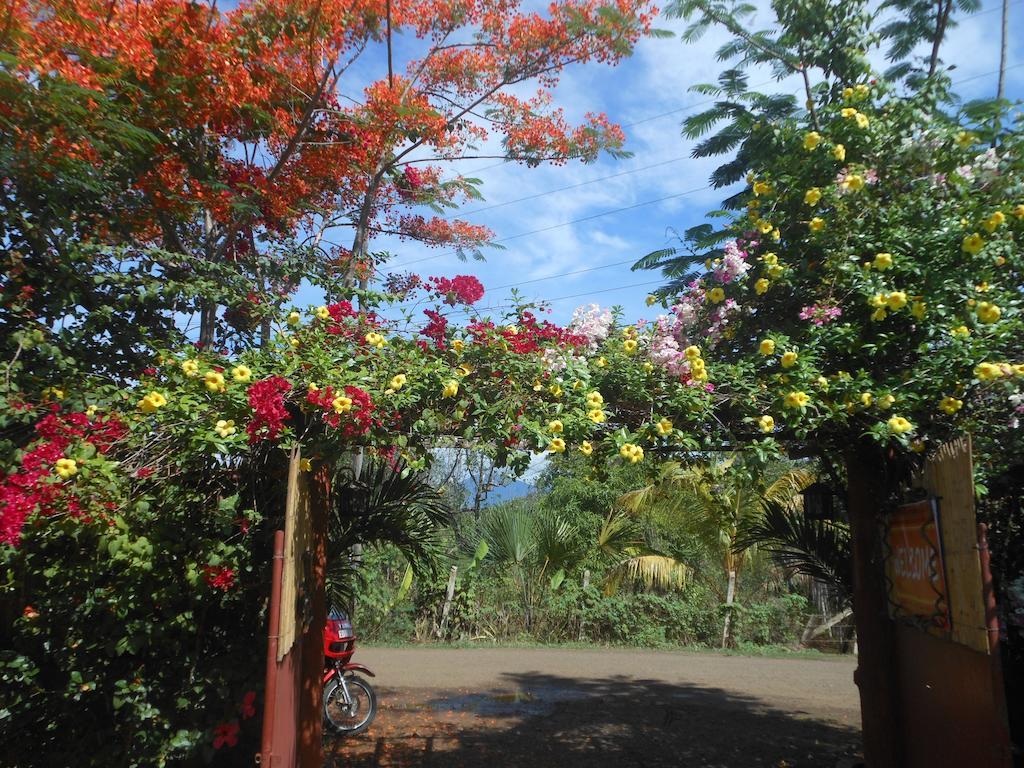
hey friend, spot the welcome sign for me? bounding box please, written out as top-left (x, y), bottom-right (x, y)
top-left (886, 497), bottom-right (951, 631)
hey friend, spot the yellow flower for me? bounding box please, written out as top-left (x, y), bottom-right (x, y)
top-left (833, 144), bottom-right (846, 161)
top-left (646, 294), bottom-right (658, 306)
top-left (804, 188), bottom-right (822, 206)
top-left (586, 391), bottom-right (604, 408)
top-left (287, 311), bottom-right (301, 326)
top-left (854, 83), bottom-right (870, 98)
top-left (707, 287), bottom-right (725, 304)
top-left (214, 419), bottom-right (236, 438)
top-left (842, 87), bottom-right (854, 100)
top-left (532, 379), bottom-right (544, 392)
top-left (939, 396), bottom-right (963, 415)
top-left (579, 441), bottom-right (593, 456)
top-left (587, 409), bottom-right (606, 424)
top-left (887, 416), bottom-right (914, 434)
top-left (86, 405), bottom-right (98, 417)
top-left (911, 301), bottom-right (926, 320)
top-left (289, 336), bottom-right (300, 349)
top-left (204, 371), bottom-right (226, 393)
top-left (299, 458), bottom-right (313, 472)
top-left (784, 391), bottom-right (810, 409)
top-left (870, 307), bottom-right (888, 322)
top-left (619, 443), bottom-right (644, 463)
top-left (803, 132), bottom-right (822, 150)
top-left (976, 301), bottom-right (1001, 323)
top-left (623, 339), bottom-right (638, 354)
top-left (956, 131), bottom-right (975, 148)
top-left (315, 305), bottom-right (330, 320)
top-left (182, 359), bottom-right (200, 377)
top-left (878, 394), bottom-right (895, 410)
top-left (442, 380), bottom-right (459, 398)
top-left (842, 174), bottom-right (865, 192)
top-left (232, 365), bottom-right (252, 383)
top-left (548, 438), bottom-right (566, 453)
top-left (549, 384), bottom-right (563, 398)
top-left (841, 107), bottom-right (857, 118)
top-left (137, 391), bottom-right (167, 413)
top-left (684, 345), bottom-right (701, 361)
top-left (755, 278), bottom-right (770, 295)
top-left (815, 376), bottom-right (829, 390)
top-left (854, 112), bottom-right (869, 129)
top-left (451, 339), bottom-right (465, 353)
top-left (548, 419), bottom-right (564, 434)
top-left (962, 233), bottom-right (985, 255)
top-left (55, 458), bottom-right (78, 480)
top-left (860, 392), bottom-right (873, 407)
top-left (1014, 203), bottom-right (1024, 219)
top-left (756, 219), bottom-right (773, 234)
top-left (951, 325), bottom-right (971, 338)
top-left (975, 362), bottom-right (1003, 381)
top-left (456, 364), bottom-right (473, 377)
top-left (872, 252), bottom-right (893, 270)
top-left (780, 351), bottom-right (798, 369)
top-left (689, 357), bottom-right (706, 373)
top-left (771, 228), bottom-right (781, 242)
top-left (642, 362), bottom-right (654, 373)
top-left (753, 180), bottom-right (773, 196)
top-left (886, 291), bottom-right (908, 311)
top-left (759, 339), bottom-right (776, 356)
top-left (757, 415), bottom-right (775, 433)
top-left (595, 357), bottom-right (608, 368)
top-left (365, 332), bottom-right (386, 349)
top-left (809, 217), bottom-right (825, 232)
top-left (982, 211), bottom-right (1005, 233)
top-left (762, 252), bottom-right (778, 266)
top-left (332, 395), bottom-right (353, 413)
top-left (388, 374), bottom-right (407, 391)
top-left (655, 418), bottom-right (673, 436)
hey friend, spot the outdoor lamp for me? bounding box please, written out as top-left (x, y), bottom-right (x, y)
top-left (801, 482), bottom-right (834, 521)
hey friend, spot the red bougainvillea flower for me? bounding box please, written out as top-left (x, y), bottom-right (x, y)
top-left (202, 565), bottom-right (236, 591)
top-left (23, 605), bottom-right (39, 620)
top-left (213, 721), bottom-right (240, 749)
top-left (246, 376), bottom-right (292, 442)
top-left (420, 309), bottom-right (448, 348)
top-left (429, 275), bottom-right (485, 305)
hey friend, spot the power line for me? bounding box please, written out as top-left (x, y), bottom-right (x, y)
top-left (452, 155), bottom-right (690, 218)
top-left (444, 277), bottom-right (667, 317)
top-left (389, 183), bottom-right (712, 269)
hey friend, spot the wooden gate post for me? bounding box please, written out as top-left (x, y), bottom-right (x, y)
top-left (846, 444), bottom-right (904, 767)
top-left (297, 465), bottom-right (330, 767)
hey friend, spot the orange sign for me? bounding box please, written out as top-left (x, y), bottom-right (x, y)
top-left (886, 498), bottom-right (950, 631)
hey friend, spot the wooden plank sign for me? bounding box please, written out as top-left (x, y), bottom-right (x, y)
top-left (278, 446), bottom-right (313, 661)
top-left (886, 497), bottom-right (950, 631)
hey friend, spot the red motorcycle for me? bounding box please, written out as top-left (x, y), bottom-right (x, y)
top-left (322, 609), bottom-right (377, 735)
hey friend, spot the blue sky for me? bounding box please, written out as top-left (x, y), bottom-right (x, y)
top-left (298, 0), bottom-right (1024, 327)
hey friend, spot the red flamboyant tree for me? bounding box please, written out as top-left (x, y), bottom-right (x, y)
top-left (1, 0), bottom-right (656, 350)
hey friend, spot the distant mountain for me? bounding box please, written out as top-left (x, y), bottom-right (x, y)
top-left (475, 479), bottom-right (536, 507)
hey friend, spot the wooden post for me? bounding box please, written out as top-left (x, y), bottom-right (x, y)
top-left (297, 466), bottom-right (329, 767)
top-left (437, 565), bottom-right (458, 639)
top-left (260, 531), bottom-right (287, 767)
top-left (846, 444), bottom-right (904, 767)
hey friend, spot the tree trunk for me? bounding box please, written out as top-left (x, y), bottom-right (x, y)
top-left (721, 569), bottom-right (736, 649)
top-left (846, 444), bottom-right (905, 767)
top-left (436, 565), bottom-right (458, 639)
top-left (578, 570), bottom-right (591, 641)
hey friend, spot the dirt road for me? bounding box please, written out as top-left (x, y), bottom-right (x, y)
top-left (325, 646), bottom-right (862, 768)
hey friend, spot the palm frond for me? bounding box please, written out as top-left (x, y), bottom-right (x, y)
top-left (603, 555), bottom-right (689, 595)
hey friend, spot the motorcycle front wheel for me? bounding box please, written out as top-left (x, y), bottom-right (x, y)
top-left (323, 674), bottom-right (377, 736)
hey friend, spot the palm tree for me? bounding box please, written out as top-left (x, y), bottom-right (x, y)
top-left (619, 456), bottom-right (813, 647)
top-left (476, 497), bottom-right (587, 629)
top-left (325, 460), bottom-right (451, 611)
top-left (596, 511), bottom-right (690, 595)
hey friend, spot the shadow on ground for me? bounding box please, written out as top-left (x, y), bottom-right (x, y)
top-left (325, 671), bottom-right (861, 767)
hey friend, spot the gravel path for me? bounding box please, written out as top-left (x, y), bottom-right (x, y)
top-left (325, 646), bottom-right (862, 768)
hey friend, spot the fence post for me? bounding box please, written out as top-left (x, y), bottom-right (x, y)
top-left (437, 565), bottom-right (458, 639)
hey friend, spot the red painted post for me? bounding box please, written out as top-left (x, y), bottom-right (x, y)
top-left (260, 530), bottom-right (287, 767)
top-left (297, 466), bottom-right (329, 767)
top-left (979, 522), bottom-right (1013, 766)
